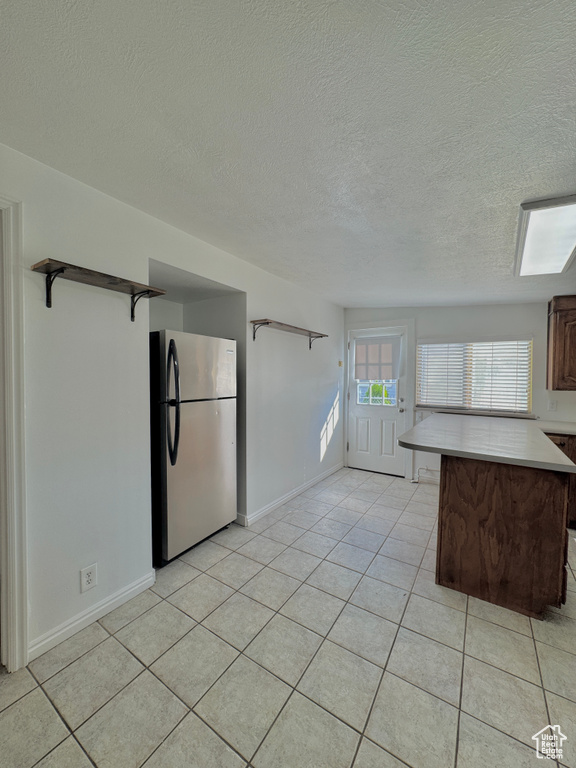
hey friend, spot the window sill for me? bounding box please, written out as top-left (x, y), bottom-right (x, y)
top-left (415, 407), bottom-right (537, 420)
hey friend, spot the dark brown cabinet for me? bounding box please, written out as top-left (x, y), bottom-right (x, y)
top-left (547, 295), bottom-right (576, 390)
top-left (546, 432), bottom-right (576, 524)
top-left (437, 454), bottom-right (569, 618)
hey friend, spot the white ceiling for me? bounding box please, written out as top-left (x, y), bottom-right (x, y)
top-left (1, 1), bottom-right (576, 308)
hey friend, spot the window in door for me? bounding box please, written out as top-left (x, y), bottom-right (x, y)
top-left (356, 380), bottom-right (398, 406)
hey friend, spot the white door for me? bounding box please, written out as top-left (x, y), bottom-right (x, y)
top-left (347, 330), bottom-right (407, 476)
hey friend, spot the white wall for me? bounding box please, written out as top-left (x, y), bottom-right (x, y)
top-left (149, 298), bottom-right (184, 332)
top-left (346, 304), bottom-right (576, 474)
top-left (246, 316), bottom-right (343, 513)
top-left (0, 142), bottom-right (344, 659)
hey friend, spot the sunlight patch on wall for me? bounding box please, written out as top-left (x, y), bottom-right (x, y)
top-left (320, 392), bottom-right (340, 460)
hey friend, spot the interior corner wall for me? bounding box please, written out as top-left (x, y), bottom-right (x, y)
top-left (345, 303), bottom-right (576, 474)
top-left (183, 293), bottom-right (248, 520)
top-left (0, 141), bottom-right (344, 659)
top-left (149, 298), bottom-right (184, 332)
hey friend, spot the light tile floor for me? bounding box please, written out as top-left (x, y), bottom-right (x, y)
top-left (2, 467), bottom-right (576, 768)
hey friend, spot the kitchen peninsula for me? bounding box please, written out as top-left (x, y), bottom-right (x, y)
top-left (398, 414), bottom-right (576, 618)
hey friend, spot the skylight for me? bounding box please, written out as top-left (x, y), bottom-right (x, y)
top-left (516, 196), bottom-right (576, 276)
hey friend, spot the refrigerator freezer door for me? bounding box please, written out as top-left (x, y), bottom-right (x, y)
top-left (164, 398), bottom-right (237, 561)
top-left (160, 330), bottom-right (236, 402)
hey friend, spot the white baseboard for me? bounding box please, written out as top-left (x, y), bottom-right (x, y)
top-left (27, 570), bottom-right (156, 662)
top-left (237, 462), bottom-right (343, 527)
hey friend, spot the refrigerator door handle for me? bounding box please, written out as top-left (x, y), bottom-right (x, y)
top-left (166, 338), bottom-right (181, 466)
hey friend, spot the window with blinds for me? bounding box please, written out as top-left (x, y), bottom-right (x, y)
top-left (416, 340), bottom-right (533, 414)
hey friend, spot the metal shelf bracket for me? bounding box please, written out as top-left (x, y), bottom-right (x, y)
top-left (308, 334), bottom-right (321, 350)
top-left (44, 267), bottom-right (67, 308)
top-left (131, 290), bottom-right (151, 322)
top-left (252, 320), bottom-right (272, 341)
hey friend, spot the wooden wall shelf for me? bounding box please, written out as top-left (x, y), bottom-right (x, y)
top-left (250, 319), bottom-right (328, 349)
top-left (31, 259), bottom-right (166, 321)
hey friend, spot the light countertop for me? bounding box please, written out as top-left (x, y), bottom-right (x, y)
top-left (398, 414), bottom-right (576, 474)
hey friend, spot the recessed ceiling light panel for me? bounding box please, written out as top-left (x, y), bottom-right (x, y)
top-left (515, 195), bottom-right (576, 276)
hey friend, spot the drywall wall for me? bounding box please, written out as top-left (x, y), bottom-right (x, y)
top-left (346, 304), bottom-right (576, 474)
top-left (149, 298), bottom-right (184, 332)
top-left (183, 293), bottom-right (248, 521)
top-left (0, 141), bottom-right (344, 659)
top-left (244, 299), bottom-right (343, 515)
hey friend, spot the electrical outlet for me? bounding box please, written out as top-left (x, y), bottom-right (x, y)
top-left (80, 563), bottom-right (98, 593)
top-left (548, 400), bottom-right (557, 412)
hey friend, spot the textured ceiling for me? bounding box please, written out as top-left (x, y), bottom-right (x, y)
top-left (1, 0), bottom-right (576, 307)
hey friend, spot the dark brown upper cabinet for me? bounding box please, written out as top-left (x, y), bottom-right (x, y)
top-left (547, 295), bottom-right (576, 390)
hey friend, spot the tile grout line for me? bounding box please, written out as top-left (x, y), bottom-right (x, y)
top-left (139, 707), bottom-right (249, 768)
top-left (17, 471), bottom-right (574, 768)
top-left (25, 649), bottom-right (111, 767)
top-left (259, 474), bottom-right (423, 744)
top-left (26, 630), bottom-right (145, 753)
top-left (27, 625), bottom-right (113, 687)
top-left (246, 570), bottom-right (360, 766)
top-left (279, 477), bottom-right (568, 753)
top-left (36, 636), bottom-right (192, 765)
top-left (115, 613), bottom-right (256, 767)
top-left (530, 615), bottom-right (561, 768)
top-left (37, 483), bottom-right (430, 661)
top-left (0, 670), bottom-right (42, 713)
top-left (201, 514), bottom-right (415, 599)
top-left (156, 473), bottom-right (426, 762)
top-left (166, 479), bottom-right (447, 672)
top-left (453, 595), bottom-right (470, 768)
top-left (28, 730), bottom-right (100, 768)
top-left (69, 732), bottom-right (100, 768)
top-left (458, 603), bottom-right (574, 756)
top-left (59, 488), bottom-right (424, 763)
top-left (77, 614), bottom-right (285, 768)
top-left (246, 476), bottom-right (572, 763)
top-left (348, 574), bottom-right (416, 768)
top-left (182, 560), bottom-right (352, 765)
top-left (231, 502), bottom-right (433, 582)
top-left (22, 685), bottom-right (73, 767)
top-left (15, 473), bottom-right (443, 767)
top-left (459, 710), bottom-right (561, 758)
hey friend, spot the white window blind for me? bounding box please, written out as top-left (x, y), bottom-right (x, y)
top-left (354, 336), bottom-right (401, 380)
top-left (416, 340), bottom-right (533, 414)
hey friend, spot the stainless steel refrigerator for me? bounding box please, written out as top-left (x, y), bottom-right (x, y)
top-left (150, 329), bottom-right (237, 566)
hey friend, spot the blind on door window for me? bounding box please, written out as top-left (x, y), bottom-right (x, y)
top-left (354, 336), bottom-right (401, 380)
top-left (416, 340), bottom-right (533, 413)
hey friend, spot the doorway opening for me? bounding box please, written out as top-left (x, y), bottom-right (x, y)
top-left (346, 324), bottom-right (414, 479)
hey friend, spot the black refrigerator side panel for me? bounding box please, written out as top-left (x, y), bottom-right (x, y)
top-left (149, 331), bottom-right (168, 567)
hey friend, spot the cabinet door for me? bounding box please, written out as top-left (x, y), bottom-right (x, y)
top-left (546, 433), bottom-right (576, 460)
top-left (546, 433), bottom-right (576, 524)
top-left (548, 303), bottom-right (576, 390)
